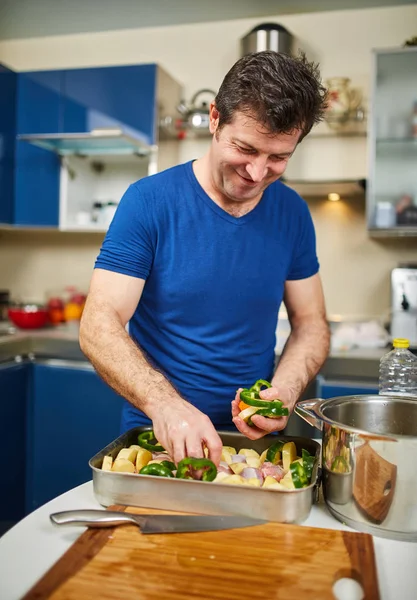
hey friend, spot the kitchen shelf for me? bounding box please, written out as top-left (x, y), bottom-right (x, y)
top-left (284, 179), bottom-right (366, 198)
top-left (369, 226), bottom-right (417, 238)
top-left (17, 128), bottom-right (154, 157)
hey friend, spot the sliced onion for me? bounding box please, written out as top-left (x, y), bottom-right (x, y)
top-left (218, 462), bottom-right (233, 474)
top-left (241, 467), bottom-right (264, 483)
top-left (230, 454), bottom-right (246, 463)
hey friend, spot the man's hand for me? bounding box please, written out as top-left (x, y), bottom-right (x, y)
top-left (231, 385), bottom-right (296, 440)
top-left (149, 400), bottom-right (223, 466)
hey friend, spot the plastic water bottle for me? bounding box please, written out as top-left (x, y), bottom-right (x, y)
top-left (379, 338), bottom-right (417, 397)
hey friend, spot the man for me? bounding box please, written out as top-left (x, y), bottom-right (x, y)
top-left (79, 51), bottom-right (330, 466)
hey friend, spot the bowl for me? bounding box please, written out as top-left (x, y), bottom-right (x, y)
top-left (8, 304), bottom-right (49, 329)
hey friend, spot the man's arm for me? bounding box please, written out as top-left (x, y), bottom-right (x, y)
top-left (271, 272), bottom-right (330, 401)
top-left (232, 273), bottom-right (330, 439)
top-left (79, 268), bottom-right (223, 464)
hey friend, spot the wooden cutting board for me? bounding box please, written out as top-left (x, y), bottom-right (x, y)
top-left (24, 505), bottom-right (380, 600)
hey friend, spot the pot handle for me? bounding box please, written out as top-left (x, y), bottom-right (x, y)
top-left (294, 398), bottom-right (326, 431)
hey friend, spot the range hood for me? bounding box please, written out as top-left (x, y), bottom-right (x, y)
top-left (282, 178), bottom-right (366, 199)
top-left (17, 128), bottom-right (153, 157)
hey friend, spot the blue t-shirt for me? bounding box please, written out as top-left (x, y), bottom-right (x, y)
top-left (95, 161), bottom-right (319, 431)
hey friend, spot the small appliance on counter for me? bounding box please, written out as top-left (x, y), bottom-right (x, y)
top-left (391, 264), bottom-right (417, 349)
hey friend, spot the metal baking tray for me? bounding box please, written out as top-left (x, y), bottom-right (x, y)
top-left (89, 427), bottom-right (321, 524)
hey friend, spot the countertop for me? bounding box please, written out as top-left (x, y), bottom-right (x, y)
top-left (0, 324), bottom-right (387, 380)
top-left (0, 480), bottom-right (415, 600)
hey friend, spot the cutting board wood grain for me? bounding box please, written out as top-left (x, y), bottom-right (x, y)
top-left (24, 505), bottom-right (380, 600)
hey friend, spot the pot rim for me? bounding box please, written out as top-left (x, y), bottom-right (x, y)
top-left (296, 394), bottom-right (417, 441)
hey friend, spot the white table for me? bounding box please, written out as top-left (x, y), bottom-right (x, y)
top-left (0, 481), bottom-right (416, 600)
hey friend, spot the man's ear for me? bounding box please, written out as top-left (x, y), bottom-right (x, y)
top-left (209, 102), bottom-right (220, 134)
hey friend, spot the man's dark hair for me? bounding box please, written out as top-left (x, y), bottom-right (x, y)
top-left (214, 51), bottom-right (328, 141)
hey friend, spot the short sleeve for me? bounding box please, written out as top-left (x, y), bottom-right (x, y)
top-left (94, 184), bottom-right (154, 279)
top-left (286, 200), bottom-right (319, 280)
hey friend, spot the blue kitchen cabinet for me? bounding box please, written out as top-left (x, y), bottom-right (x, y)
top-left (26, 361), bottom-right (124, 512)
top-left (316, 376), bottom-right (379, 398)
top-left (14, 70), bottom-right (62, 226)
top-left (0, 362), bottom-right (28, 535)
top-left (63, 64), bottom-right (157, 143)
top-left (0, 65), bottom-right (17, 224)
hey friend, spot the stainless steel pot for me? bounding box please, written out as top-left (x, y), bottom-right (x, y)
top-left (295, 394), bottom-right (417, 541)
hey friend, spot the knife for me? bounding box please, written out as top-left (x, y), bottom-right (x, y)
top-left (50, 510), bottom-right (266, 534)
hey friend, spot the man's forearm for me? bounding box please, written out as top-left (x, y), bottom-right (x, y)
top-left (272, 316), bottom-right (330, 403)
top-left (79, 310), bottom-right (183, 420)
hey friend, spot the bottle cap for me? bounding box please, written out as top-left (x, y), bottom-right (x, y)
top-left (393, 338), bottom-right (410, 348)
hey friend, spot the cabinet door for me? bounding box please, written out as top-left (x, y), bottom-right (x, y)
top-left (63, 64), bottom-right (157, 143)
top-left (0, 362), bottom-right (28, 535)
top-left (14, 71), bottom-right (62, 226)
top-left (27, 362), bottom-right (124, 512)
top-left (317, 378), bottom-right (379, 398)
top-left (0, 65), bottom-right (17, 224)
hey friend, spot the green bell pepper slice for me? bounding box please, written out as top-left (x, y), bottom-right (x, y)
top-left (137, 430), bottom-right (165, 452)
top-left (301, 449), bottom-right (315, 481)
top-left (139, 463), bottom-right (174, 477)
top-left (176, 457), bottom-right (217, 482)
top-left (290, 461), bottom-right (310, 488)
top-left (250, 379), bottom-right (272, 393)
top-left (266, 440), bottom-right (286, 464)
top-left (159, 460), bottom-right (176, 471)
top-left (240, 390), bottom-right (284, 410)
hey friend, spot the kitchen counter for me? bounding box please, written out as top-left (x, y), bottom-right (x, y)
top-left (0, 325), bottom-right (387, 380)
top-left (0, 480), bottom-right (415, 600)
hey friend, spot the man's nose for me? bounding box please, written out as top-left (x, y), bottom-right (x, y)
top-left (245, 157), bottom-right (268, 182)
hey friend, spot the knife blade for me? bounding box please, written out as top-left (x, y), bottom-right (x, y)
top-left (50, 509), bottom-right (266, 534)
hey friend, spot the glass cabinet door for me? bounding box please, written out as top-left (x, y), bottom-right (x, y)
top-left (367, 47), bottom-right (417, 236)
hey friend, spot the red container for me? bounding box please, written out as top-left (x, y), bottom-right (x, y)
top-left (8, 305), bottom-right (49, 329)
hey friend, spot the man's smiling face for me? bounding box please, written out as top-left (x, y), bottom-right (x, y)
top-left (209, 104), bottom-right (302, 204)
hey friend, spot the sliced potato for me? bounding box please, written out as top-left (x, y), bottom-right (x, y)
top-left (112, 458), bottom-right (136, 473)
top-left (246, 456), bottom-right (261, 469)
top-left (221, 474), bottom-right (246, 486)
top-left (246, 477), bottom-right (261, 487)
top-left (116, 447), bottom-right (138, 463)
top-left (262, 475), bottom-right (278, 488)
top-left (238, 448), bottom-right (260, 459)
top-left (229, 462), bottom-right (248, 475)
top-left (214, 472), bottom-right (230, 483)
top-left (265, 481), bottom-right (288, 491)
top-left (238, 406), bottom-right (258, 423)
top-left (128, 444), bottom-right (141, 451)
top-left (221, 449), bottom-right (232, 464)
top-left (282, 442), bottom-right (297, 471)
top-left (135, 447), bottom-right (152, 471)
top-left (259, 449), bottom-right (268, 464)
top-left (280, 470), bottom-right (296, 489)
top-left (222, 446), bottom-right (236, 455)
top-left (101, 455), bottom-right (113, 471)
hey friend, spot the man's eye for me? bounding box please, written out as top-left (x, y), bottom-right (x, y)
top-left (237, 146), bottom-right (255, 154)
top-left (270, 155), bottom-right (287, 162)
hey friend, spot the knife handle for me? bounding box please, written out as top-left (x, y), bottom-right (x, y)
top-left (50, 510), bottom-right (141, 528)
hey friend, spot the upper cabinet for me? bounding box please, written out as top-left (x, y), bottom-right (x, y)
top-left (367, 47), bottom-right (417, 237)
top-left (15, 70), bottom-right (63, 226)
top-left (0, 65), bottom-right (17, 224)
top-left (1, 63), bottom-right (182, 229)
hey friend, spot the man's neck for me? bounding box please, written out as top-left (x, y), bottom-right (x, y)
top-left (192, 155), bottom-right (262, 218)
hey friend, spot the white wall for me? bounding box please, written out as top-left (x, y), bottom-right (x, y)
top-left (1, 5), bottom-right (417, 317)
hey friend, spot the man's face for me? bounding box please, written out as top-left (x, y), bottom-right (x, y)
top-left (208, 105), bottom-right (301, 203)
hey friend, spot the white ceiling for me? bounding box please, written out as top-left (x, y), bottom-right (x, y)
top-left (0, 0), bottom-right (415, 41)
